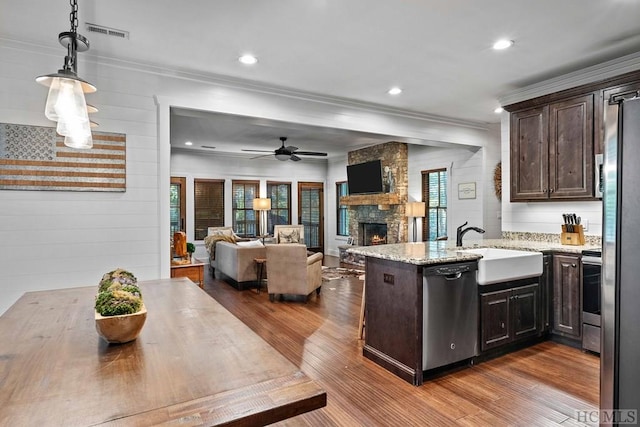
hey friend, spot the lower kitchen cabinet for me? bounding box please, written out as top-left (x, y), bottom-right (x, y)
top-left (480, 283), bottom-right (539, 352)
top-left (539, 254), bottom-right (553, 333)
top-left (552, 254), bottom-right (582, 339)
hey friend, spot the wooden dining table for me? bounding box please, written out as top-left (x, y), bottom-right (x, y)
top-left (0, 278), bottom-right (326, 426)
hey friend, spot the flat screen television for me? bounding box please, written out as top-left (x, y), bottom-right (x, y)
top-left (347, 160), bottom-right (384, 194)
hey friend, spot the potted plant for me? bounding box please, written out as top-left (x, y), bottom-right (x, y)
top-left (186, 242), bottom-right (196, 260)
top-left (94, 268), bottom-right (147, 344)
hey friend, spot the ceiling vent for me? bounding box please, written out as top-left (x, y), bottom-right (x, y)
top-left (201, 146), bottom-right (216, 150)
top-left (86, 23), bottom-right (129, 40)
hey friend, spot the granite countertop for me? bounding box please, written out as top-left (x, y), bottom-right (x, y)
top-left (346, 242), bottom-right (481, 265)
top-left (345, 238), bottom-right (600, 266)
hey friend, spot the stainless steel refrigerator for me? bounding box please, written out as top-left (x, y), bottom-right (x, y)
top-left (601, 94), bottom-right (640, 418)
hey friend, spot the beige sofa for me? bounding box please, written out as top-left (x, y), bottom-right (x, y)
top-left (205, 227), bottom-right (266, 290)
top-left (211, 240), bottom-right (266, 290)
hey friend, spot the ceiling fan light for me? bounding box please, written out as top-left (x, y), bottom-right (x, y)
top-left (275, 153), bottom-right (289, 161)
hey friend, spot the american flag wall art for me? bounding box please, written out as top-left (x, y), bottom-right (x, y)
top-left (0, 123), bottom-right (126, 192)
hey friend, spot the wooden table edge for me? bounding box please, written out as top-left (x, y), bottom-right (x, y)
top-left (97, 371), bottom-right (327, 426)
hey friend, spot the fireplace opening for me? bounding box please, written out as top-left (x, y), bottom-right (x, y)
top-left (360, 223), bottom-right (388, 246)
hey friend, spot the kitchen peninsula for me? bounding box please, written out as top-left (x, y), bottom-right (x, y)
top-left (349, 242), bottom-right (481, 385)
top-left (348, 238), bottom-right (598, 385)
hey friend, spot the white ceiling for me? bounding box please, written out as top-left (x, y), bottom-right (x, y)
top-left (3, 0), bottom-right (640, 158)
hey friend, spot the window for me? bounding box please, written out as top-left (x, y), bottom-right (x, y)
top-left (266, 182), bottom-right (291, 234)
top-left (422, 169), bottom-right (447, 241)
top-left (194, 179), bottom-right (224, 240)
top-left (299, 182), bottom-right (323, 252)
top-left (170, 177), bottom-right (186, 235)
top-left (336, 181), bottom-right (349, 236)
top-left (232, 180), bottom-right (259, 237)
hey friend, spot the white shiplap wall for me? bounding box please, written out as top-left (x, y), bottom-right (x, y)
top-left (408, 142), bottom-right (502, 242)
top-left (0, 44), bottom-right (161, 315)
top-left (325, 155), bottom-right (349, 257)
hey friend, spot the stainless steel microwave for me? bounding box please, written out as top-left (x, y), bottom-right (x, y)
top-left (595, 154), bottom-right (603, 199)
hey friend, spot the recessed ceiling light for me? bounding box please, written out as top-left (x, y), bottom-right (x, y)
top-left (185, 141), bottom-right (193, 146)
top-left (494, 107), bottom-right (504, 114)
top-left (388, 87), bottom-right (402, 95)
top-left (239, 54), bottom-right (258, 65)
top-left (493, 39), bottom-right (514, 50)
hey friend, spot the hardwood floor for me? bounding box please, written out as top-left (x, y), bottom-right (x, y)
top-left (202, 257), bottom-right (600, 426)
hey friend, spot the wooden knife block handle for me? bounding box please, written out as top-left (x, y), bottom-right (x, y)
top-left (561, 225), bottom-right (585, 245)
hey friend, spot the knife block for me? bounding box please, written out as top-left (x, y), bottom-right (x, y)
top-left (561, 224), bottom-right (585, 245)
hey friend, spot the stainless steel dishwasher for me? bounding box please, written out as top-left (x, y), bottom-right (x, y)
top-left (422, 261), bottom-right (478, 371)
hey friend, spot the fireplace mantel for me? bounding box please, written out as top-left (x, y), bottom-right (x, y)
top-left (340, 193), bottom-right (402, 206)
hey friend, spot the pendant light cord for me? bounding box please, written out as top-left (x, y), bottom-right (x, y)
top-left (69, 0), bottom-right (79, 34)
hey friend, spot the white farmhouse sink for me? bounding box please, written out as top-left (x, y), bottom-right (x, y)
top-left (457, 247), bottom-right (543, 285)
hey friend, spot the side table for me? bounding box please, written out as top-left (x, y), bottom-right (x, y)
top-left (170, 257), bottom-right (205, 288)
top-left (254, 258), bottom-right (267, 294)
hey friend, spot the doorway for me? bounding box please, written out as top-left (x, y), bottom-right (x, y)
top-left (298, 182), bottom-right (323, 253)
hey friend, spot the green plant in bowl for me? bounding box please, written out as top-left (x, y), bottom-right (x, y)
top-left (94, 268), bottom-right (146, 344)
top-left (95, 288), bottom-right (142, 316)
top-left (98, 268), bottom-right (137, 293)
top-left (186, 242), bottom-right (195, 255)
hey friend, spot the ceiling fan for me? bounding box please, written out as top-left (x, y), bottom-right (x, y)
top-left (241, 137), bottom-right (328, 161)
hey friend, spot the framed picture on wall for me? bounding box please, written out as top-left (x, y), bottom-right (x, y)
top-left (458, 182), bottom-right (476, 199)
top-left (346, 236), bottom-right (354, 245)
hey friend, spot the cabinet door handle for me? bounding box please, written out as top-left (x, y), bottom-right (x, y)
top-left (549, 188), bottom-right (555, 193)
top-left (501, 322), bottom-right (505, 329)
top-left (571, 263), bottom-right (577, 268)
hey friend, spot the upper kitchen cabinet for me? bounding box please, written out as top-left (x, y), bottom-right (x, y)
top-left (510, 106), bottom-right (549, 201)
top-left (548, 94), bottom-right (594, 199)
top-left (506, 70), bottom-right (640, 203)
top-left (510, 94), bottom-right (594, 202)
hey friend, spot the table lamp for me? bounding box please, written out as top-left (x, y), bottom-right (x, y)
top-left (405, 202), bottom-right (426, 242)
top-left (253, 198), bottom-right (272, 238)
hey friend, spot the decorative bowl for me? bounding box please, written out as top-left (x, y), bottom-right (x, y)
top-left (95, 304), bottom-right (147, 344)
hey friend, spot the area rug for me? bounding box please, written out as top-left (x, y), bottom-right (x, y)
top-left (321, 266), bottom-right (365, 281)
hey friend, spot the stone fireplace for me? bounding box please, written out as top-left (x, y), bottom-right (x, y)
top-left (360, 223), bottom-right (388, 246)
top-left (344, 141), bottom-right (409, 246)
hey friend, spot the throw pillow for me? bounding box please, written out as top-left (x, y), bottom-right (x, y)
top-left (237, 240), bottom-right (264, 248)
top-left (278, 228), bottom-right (300, 243)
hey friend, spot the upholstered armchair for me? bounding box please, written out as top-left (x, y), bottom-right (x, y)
top-left (273, 225), bottom-right (305, 244)
top-left (266, 243), bottom-right (323, 302)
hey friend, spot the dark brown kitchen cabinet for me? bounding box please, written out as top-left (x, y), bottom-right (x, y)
top-left (363, 257), bottom-right (423, 385)
top-left (510, 107), bottom-right (549, 201)
top-left (549, 94), bottom-right (594, 198)
top-left (538, 254), bottom-right (552, 333)
top-left (480, 283), bottom-right (539, 351)
top-left (510, 94), bottom-right (594, 201)
top-left (552, 254), bottom-right (582, 339)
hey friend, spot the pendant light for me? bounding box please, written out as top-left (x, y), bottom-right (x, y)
top-left (36, 0), bottom-right (97, 149)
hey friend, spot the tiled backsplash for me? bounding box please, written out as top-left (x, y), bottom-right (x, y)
top-left (502, 231), bottom-right (602, 246)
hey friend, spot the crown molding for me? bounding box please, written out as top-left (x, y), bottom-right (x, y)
top-left (1, 37), bottom-right (488, 131)
top-left (499, 51), bottom-right (640, 106)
